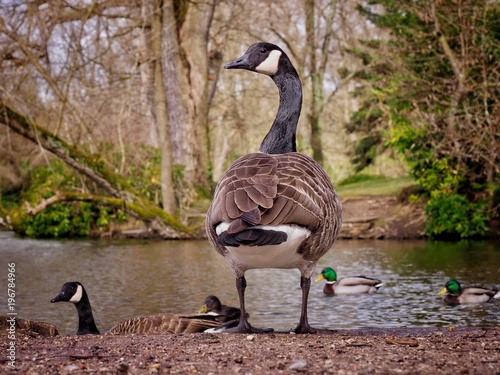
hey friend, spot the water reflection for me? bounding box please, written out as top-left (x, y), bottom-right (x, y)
top-left (0, 232), bottom-right (498, 335)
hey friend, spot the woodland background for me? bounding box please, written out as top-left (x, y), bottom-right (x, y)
top-left (0, 0), bottom-right (498, 240)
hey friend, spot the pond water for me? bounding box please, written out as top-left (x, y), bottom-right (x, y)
top-left (0, 231), bottom-right (499, 335)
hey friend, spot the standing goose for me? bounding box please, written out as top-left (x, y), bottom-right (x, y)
top-left (315, 267), bottom-right (383, 295)
top-left (51, 282), bottom-right (238, 334)
top-left (206, 42), bottom-right (342, 334)
top-left (438, 279), bottom-right (500, 305)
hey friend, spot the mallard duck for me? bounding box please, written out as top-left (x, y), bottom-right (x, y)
top-left (51, 282), bottom-right (237, 335)
top-left (206, 42), bottom-right (342, 334)
top-left (198, 295), bottom-right (242, 321)
top-left (438, 279), bottom-right (500, 305)
top-left (315, 267), bottom-right (383, 295)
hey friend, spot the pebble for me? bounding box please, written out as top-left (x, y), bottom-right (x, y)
top-left (62, 364), bottom-right (80, 373)
top-left (289, 359), bottom-right (308, 371)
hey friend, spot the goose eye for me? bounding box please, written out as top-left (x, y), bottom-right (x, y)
top-left (260, 48), bottom-right (267, 53)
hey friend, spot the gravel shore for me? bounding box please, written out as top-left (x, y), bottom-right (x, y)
top-left (2, 326), bottom-right (499, 374)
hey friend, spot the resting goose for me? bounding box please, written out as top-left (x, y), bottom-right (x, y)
top-left (50, 281), bottom-right (100, 335)
top-left (315, 267), bottom-right (383, 295)
top-left (106, 313), bottom-right (220, 335)
top-left (438, 279), bottom-right (500, 305)
top-left (206, 42), bottom-right (343, 334)
top-left (51, 282), bottom-right (237, 334)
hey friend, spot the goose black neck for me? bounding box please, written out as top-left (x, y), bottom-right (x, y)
top-left (74, 291), bottom-right (99, 335)
top-left (259, 69), bottom-right (302, 154)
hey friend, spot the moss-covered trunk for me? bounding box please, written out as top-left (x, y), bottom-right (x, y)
top-left (0, 101), bottom-right (192, 239)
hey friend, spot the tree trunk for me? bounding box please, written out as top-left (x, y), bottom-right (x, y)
top-left (304, 0), bottom-right (324, 165)
top-left (304, 0), bottom-right (337, 166)
top-left (139, 1), bottom-right (158, 147)
top-left (162, 0), bottom-right (212, 202)
top-left (151, 0), bottom-right (177, 214)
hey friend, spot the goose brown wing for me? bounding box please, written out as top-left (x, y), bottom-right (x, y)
top-left (106, 314), bottom-right (219, 335)
top-left (207, 152), bottom-right (341, 248)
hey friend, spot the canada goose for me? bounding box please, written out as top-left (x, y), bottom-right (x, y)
top-left (106, 313), bottom-right (221, 335)
top-left (51, 282), bottom-right (237, 335)
top-left (51, 281), bottom-right (100, 335)
top-left (315, 267), bottom-right (383, 295)
top-left (438, 279), bottom-right (500, 305)
top-left (206, 42), bottom-right (343, 334)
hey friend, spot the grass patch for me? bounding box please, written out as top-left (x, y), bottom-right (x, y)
top-left (335, 175), bottom-right (416, 198)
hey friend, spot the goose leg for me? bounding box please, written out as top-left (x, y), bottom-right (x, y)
top-left (294, 276), bottom-right (316, 334)
top-left (231, 276), bottom-right (273, 333)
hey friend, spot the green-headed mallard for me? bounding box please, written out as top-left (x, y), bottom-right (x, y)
top-left (206, 42), bottom-right (343, 334)
top-left (51, 282), bottom-right (238, 335)
top-left (438, 279), bottom-right (500, 305)
top-left (315, 267), bottom-right (383, 295)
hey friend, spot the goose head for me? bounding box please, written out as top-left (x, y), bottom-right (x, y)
top-left (225, 42), bottom-right (298, 79)
top-left (51, 281), bottom-right (84, 304)
top-left (51, 281), bottom-right (100, 335)
top-left (224, 42), bottom-right (301, 154)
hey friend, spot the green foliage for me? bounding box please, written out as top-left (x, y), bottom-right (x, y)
top-left (124, 145), bottom-right (162, 204)
top-left (338, 174), bottom-right (387, 186)
top-left (424, 193), bottom-right (489, 240)
top-left (9, 158), bottom-right (131, 238)
top-left (336, 175), bottom-right (416, 198)
top-left (353, 0), bottom-right (500, 239)
top-left (352, 135), bottom-right (381, 172)
top-left (23, 203), bottom-right (93, 238)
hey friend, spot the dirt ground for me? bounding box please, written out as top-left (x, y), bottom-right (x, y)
top-left (338, 195), bottom-right (426, 240)
top-left (2, 326), bottom-right (499, 374)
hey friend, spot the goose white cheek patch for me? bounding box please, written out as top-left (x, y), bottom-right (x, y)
top-left (70, 284), bottom-right (83, 303)
top-left (255, 50), bottom-right (282, 75)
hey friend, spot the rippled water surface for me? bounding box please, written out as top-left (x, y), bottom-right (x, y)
top-left (0, 231), bottom-right (499, 335)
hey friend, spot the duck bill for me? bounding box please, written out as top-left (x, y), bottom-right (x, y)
top-left (224, 53), bottom-right (252, 70)
top-left (198, 304), bottom-right (208, 314)
top-left (315, 274), bottom-right (325, 283)
top-left (438, 287), bottom-right (448, 295)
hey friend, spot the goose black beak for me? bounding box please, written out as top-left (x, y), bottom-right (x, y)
top-left (224, 54), bottom-right (251, 70)
top-left (50, 292), bottom-right (65, 303)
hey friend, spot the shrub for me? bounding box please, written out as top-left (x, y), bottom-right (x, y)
top-left (424, 193), bottom-right (489, 240)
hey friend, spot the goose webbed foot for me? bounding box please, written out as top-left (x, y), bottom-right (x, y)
top-left (224, 317), bottom-right (274, 333)
top-left (293, 323), bottom-right (317, 334)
